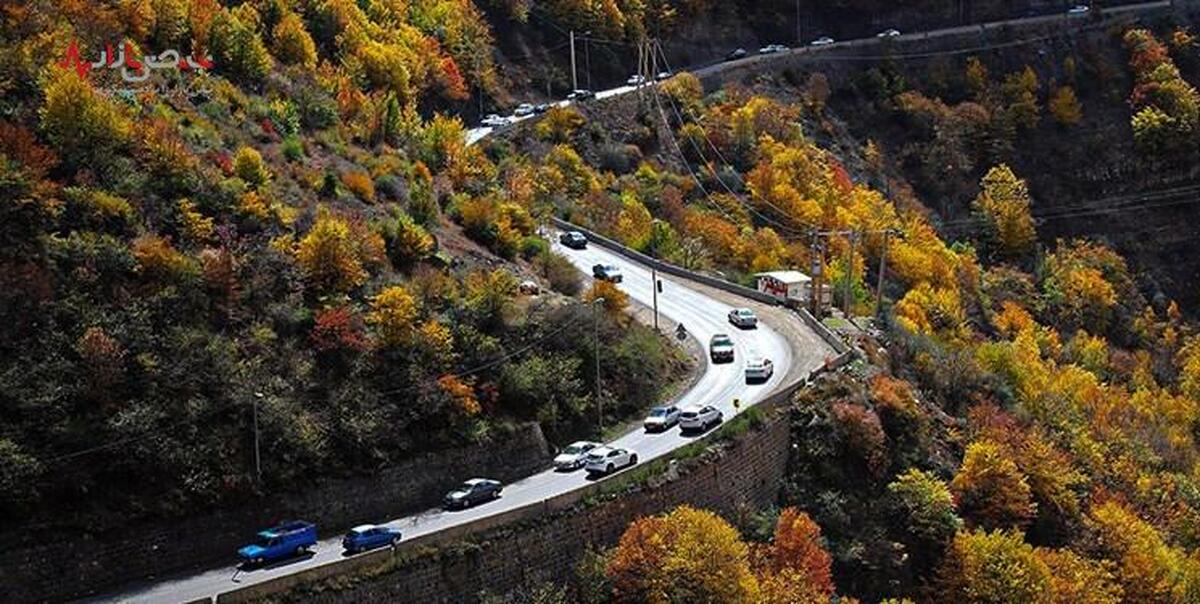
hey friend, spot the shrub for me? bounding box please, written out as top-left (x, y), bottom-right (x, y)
top-left (536, 250), bottom-right (582, 296)
top-left (233, 146), bottom-right (270, 188)
top-left (281, 136), bottom-right (304, 161)
top-left (536, 106), bottom-right (585, 143)
top-left (342, 170), bottom-right (376, 202)
top-left (520, 236), bottom-right (548, 260)
top-left (379, 211), bottom-right (435, 267)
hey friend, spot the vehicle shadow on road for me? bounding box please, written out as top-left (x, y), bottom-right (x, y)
top-left (236, 551), bottom-right (317, 574)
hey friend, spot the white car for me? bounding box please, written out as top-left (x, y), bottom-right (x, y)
top-left (655, 71), bottom-right (673, 81)
top-left (679, 405), bottom-right (723, 433)
top-left (728, 308), bottom-right (758, 328)
top-left (644, 405), bottom-right (681, 432)
top-left (877, 29), bottom-right (901, 38)
top-left (627, 74), bottom-right (646, 86)
top-left (513, 103), bottom-right (535, 117)
top-left (480, 114), bottom-right (508, 127)
top-left (745, 355), bottom-right (774, 383)
top-left (1067, 5), bottom-right (1090, 15)
top-left (810, 36), bottom-right (835, 46)
top-left (553, 441), bottom-right (601, 471)
top-left (759, 44), bottom-right (789, 54)
top-left (584, 446), bottom-right (638, 476)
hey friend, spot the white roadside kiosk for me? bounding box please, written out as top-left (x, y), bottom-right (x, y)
top-left (754, 270), bottom-right (830, 308)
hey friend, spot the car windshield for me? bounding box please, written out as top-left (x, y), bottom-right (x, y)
top-left (254, 536), bottom-right (274, 547)
top-left (712, 336), bottom-right (731, 345)
top-left (649, 407), bottom-right (669, 417)
top-left (563, 444), bottom-right (586, 454)
top-left (456, 483), bottom-right (475, 492)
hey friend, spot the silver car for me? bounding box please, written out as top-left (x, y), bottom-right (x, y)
top-left (513, 103), bottom-right (535, 117)
top-left (709, 334), bottom-right (735, 363)
top-left (810, 36), bottom-right (835, 46)
top-left (728, 308), bottom-right (758, 328)
top-left (553, 441), bottom-right (601, 471)
top-left (584, 446), bottom-right (638, 476)
top-left (644, 405), bottom-right (681, 432)
top-left (679, 405), bottom-right (723, 433)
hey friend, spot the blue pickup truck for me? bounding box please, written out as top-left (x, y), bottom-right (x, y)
top-left (237, 521), bottom-right (317, 565)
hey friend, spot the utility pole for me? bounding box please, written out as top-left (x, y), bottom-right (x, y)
top-left (652, 267), bottom-right (660, 331)
top-left (809, 234), bottom-right (823, 317)
top-left (570, 30), bottom-right (578, 91)
top-left (796, 0), bottom-right (802, 45)
top-left (875, 229), bottom-right (893, 318)
top-left (584, 36), bottom-right (592, 91)
top-left (844, 231), bottom-right (857, 322)
top-left (593, 297), bottom-right (605, 434)
top-left (252, 391), bottom-right (264, 483)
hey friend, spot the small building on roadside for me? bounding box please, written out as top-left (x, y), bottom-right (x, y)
top-left (754, 270), bottom-right (831, 308)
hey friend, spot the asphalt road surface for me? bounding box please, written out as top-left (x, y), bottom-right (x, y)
top-left (87, 236), bottom-right (800, 604)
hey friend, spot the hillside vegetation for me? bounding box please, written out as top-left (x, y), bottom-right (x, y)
top-left (0, 0), bottom-right (689, 530)
top-left (478, 14), bottom-right (1200, 603)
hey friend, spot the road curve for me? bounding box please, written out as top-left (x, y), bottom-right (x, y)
top-left (85, 236), bottom-right (812, 603)
top-left (81, 3), bottom-right (1177, 599)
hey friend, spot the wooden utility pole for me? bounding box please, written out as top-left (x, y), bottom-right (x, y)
top-left (875, 229), bottom-right (896, 318)
top-left (809, 234), bottom-right (823, 317)
top-left (844, 231), bottom-right (857, 321)
top-left (570, 30), bottom-right (578, 91)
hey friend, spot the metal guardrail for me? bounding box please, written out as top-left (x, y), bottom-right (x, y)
top-left (552, 218), bottom-right (853, 356)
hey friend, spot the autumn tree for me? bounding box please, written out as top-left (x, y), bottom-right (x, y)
top-left (888, 469), bottom-right (961, 549)
top-left (1001, 66), bottom-right (1041, 130)
top-left (757, 508), bottom-right (834, 604)
top-left (936, 529), bottom-right (1052, 603)
top-left (39, 69), bottom-right (131, 172)
top-left (972, 164), bottom-right (1036, 259)
top-left (950, 440), bottom-right (1036, 531)
top-left (606, 506), bottom-right (760, 603)
top-left (1038, 548), bottom-right (1122, 604)
top-left (367, 285), bottom-right (419, 347)
top-left (536, 106), bottom-right (585, 143)
top-left (209, 5), bottom-right (273, 82)
top-left (272, 11), bottom-right (317, 67)
top-left (1048, 85), bottom-right (1082, 126)
top-left (76, 326), bottom-right (126, 408)
top-left (586, 280), bottom-right (629, 318)
top-left (233, 146), bottom-right (270, 189)
top-left (295, 208), bottom-right (369, 293)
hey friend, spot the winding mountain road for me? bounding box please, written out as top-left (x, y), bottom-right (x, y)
top-left (80, 2), bottom-right (1178, 600)
top-left (90, 233), bottom-right (826, 604)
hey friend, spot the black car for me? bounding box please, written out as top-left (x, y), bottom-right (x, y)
top-left (533, 103), bottom-right (551, 114)
top-left (725, 48), bottom-right (747, 61)
top-left (443, 478), bottom-right (502, 509)
top-left (560, 231), bottom-right (588, 249)
top-left (567, 89), bottom-right (595, 101)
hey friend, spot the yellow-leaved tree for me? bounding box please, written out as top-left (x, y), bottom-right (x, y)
top-left (606, 506), bottom-right (760, 603)
top-left (972, 164), bottom-right (1036, 259)
top-left (295, 208), bottom-right (369, 293)
top-left (367, 285), bottom-right (419, 347)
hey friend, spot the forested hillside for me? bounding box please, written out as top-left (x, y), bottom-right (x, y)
top-left (6, 1), bottom-right (1200, 602)
top-left (476, 10), bottom-right (1200, 601)
top-left (0, 0), bottom-right (689, 530)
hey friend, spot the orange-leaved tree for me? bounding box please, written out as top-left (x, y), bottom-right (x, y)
top-left (606, 506), bottom-right (760, 603)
